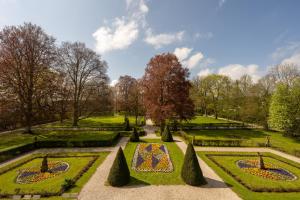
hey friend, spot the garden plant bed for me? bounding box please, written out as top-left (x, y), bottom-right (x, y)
top-left (0, 152), bottom-right (109, 198)
top-left (123, 139), bottom-right (185, 185)
top-left (198, 151), bottom-right (300, 200)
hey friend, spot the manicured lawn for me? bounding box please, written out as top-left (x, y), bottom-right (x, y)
top-left (0, 152), bottom-right (109, 197)
top-left (41, 115), bottom-right (138, 128)
top-left (0, 132), bottom-right (35, 150)
top-left (198, 151), bottom-right (300, 200)
top-left (184, 116), bottom-right (231, 124)
top-left (123, 139), bottom-right (185, 185)
top-left (186, 129), bottom-right (300, 156)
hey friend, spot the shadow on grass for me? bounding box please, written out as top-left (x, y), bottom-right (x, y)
top-left (202, 177), bottom-right (233, 188)
top-left (188, 129), bottom-right (270, 139)
top-left (126, 176), bottom-right (151, 188)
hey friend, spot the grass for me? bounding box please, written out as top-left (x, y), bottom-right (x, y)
top-left (123, 139), bottom-right (185, 185)
top-left (186, 129), bottom-right (300, 156)
top-left (41, 115), bottom-right (138, 128)
top-left (198, 151), bottom-right (300, 200)
top-left (0, 152), bottom-right (109, 196)
top-left (183, 116), bottom-right (231, 124)
top-left (0, 132), bottom-right (35, 150)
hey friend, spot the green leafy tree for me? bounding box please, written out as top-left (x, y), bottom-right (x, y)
top-left (107, 147), bottom-right (130, 187)
top-left (181, 143), bottom-right (206, 186)
top-left (161, 125), bottom-right (173, 142)
top-left (130, 127), bottom-right (139, 142)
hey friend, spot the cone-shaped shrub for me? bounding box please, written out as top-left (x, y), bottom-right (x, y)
top-left (124, 117), bottom-right (130, 131)
top-left (40, 156), bottom-right (48, 173)
top-left (107, 147), bottom-right (130, 187)
top-left (161, 125), bottom-right (173, 142)
top-left (181, 143), bottom-right (206, 186)
top-left (130, 127), bottom-right (139, 142)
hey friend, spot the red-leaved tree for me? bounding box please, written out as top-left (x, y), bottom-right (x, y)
top-left (142, 53), bottom-right (194, 129)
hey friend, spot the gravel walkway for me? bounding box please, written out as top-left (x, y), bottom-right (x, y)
top-left (78, 126), bottom-right (241, 200)
top-left (195, 147), bottom-right (300, 163)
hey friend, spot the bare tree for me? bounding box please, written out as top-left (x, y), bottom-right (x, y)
top-left (57, 42), bottom-right (107, 126)
top-left (0, 23), bottom-right (56, 133)
top-left (270, 63), bottom-right (300, 86)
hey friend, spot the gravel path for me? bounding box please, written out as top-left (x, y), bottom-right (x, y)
top-left (195, 147), bottom-right (300, 163)
top-left (78, 126), bottom-right (241, 200)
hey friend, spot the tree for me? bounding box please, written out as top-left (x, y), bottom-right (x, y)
top-left (57, 42), bottom-right (107, 126)
top-left (269, 64), bottom-right (300, 86)
top-left (107, 147), bottom-right (130, 187)
top-left (181, 143), bottom-right (206, 186)
top-left (130, 127), bottom-right (139, 142)
top-left (269, 79), bottom-right (300, 136)
top-left (161, 125), bottom-right (173, 142)
top-left (40, 156), bottom-right (49, 173)
top-left (0, 23), bottom-right (56, 133)
top-left (142, 53), bottom-right (194, 128)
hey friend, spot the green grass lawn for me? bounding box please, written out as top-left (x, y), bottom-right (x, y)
top-left (0, 132), bottom-right (35, 150)
top-left (0, 152), bottom-right (109, 196)
top-left (186, 129), bottom-right (300, 156)
top-left (41, 115), bottom-right (138, 128)
top-left (198, 152), bottom-right (300, 200)
top-left (123, 139), bottom-right (185, 185)
top-left (183, 116), bottom-right (231, 124)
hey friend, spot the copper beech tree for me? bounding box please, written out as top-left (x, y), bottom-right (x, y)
top-left (142, 53), bottom-right (194, 129)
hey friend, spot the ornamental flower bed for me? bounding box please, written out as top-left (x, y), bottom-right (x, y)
top-left (16, 161), bottom-right (69, 184)
top-left (132, 143), bottom-right (173, 172)
top-left (237, 159), bottom-right (297, 181)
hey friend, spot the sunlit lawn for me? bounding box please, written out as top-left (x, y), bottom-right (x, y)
top-left (184, 116), bottom-right (231, 124)
top-left (123, 139), bottom-right (185, 185)
top-left (198, 151), bottom-right (300, 200)
top-left (186, 129), bottom-right (300, 156)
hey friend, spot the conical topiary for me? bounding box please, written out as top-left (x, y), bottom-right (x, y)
top-left (161, 125), bottom-right (173, 142)
top-left (130, 127), bottom-right (139, 142)
top-left (124, 117), bottom-right (130, 131)
top-left (181, 143), bottom-right (206, 186)
top-left (40, 156), bottom-right (48, 173)
top-left (107, 147), bottom-right (130, 187)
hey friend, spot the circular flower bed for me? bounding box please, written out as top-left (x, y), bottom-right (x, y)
top-left (16, 161), bottom-right (69, 184)
top-left (237, 159), bottom-right (297, 181)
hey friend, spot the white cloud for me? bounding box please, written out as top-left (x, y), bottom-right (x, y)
top-left (218, 64), bottom-right (261, 82)
top-left (281, 53), bottom-right (300, 66)
top-left (185, 52), bottom-right (204, 69)
top-left (198, 68), bottom-right (212, 77)
top-left (194, 32), bottom-right (213, 40)
top-left (271, 42), bottom-right (300, 61)
top-left (174, 47), bottom-right (193, 61)
top-left (93, 0), bottom-right (148, 54)
top-left (93, 18), bottom-right (139, 54)
top-left (145, 30), bottom-right (184, 48)
top-left (110, 79), bottom-right (119, 87)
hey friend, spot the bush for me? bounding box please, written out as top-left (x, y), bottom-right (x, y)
top-left (161, 125), bottom-right (173, 142)
top-left (124, 117), bottom-right (130, 131)
top-left (130, 127), bottom-right (139, 142)
top-left (61, 178), bottom-right (75, 191)
top-left (107, 147), bottom-right (130, 187)
top-left (181, 143), bottom-right (206, 186)
top-left (40, 156), bottom-right (48, 173)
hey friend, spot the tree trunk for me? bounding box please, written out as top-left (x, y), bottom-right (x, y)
top-left (73, 100), bottom-right (79, 127)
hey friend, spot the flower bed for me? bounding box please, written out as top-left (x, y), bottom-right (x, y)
top-left (237, 159), bottom-right (297, 181)
top-left (132, 143), bottom-right (173, 172)
top-left (16, 161), bottom-right (69, 184)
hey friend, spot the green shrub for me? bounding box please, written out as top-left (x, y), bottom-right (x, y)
top-left (130, 127), bottom-right (139, 142)
top-left (161, 125), bottom-right (173, 142)
top-left (124, 117), bottom-right (131, 131)
top-left (107, 147), bottom-right (130, 187)
top-left (40, 156), bottom-right (48, 173)
top-left (181, 143), bottom-right (206, 186)
top-left (61, 178), bottom-right (75, 191)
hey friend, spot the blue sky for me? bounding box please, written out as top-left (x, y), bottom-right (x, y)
top-left (1, 0), bottom-right (300, 84)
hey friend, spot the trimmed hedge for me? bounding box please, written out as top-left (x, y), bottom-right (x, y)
top-left (130, 127), bottom-right (139, 142)
top-left (181, 143), bottom-right (206, 186)
top-left (107, 147), bottom-right (130, 187)
top-left (161, 125), bottom-right (173, 142)
top-left (0, 133), bottom-right (120, 164)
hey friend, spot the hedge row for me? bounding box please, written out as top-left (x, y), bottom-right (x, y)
top-left (0, 133), bottom-right (120, 163)
top-left (179, 131), bottom-right (244, 147)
